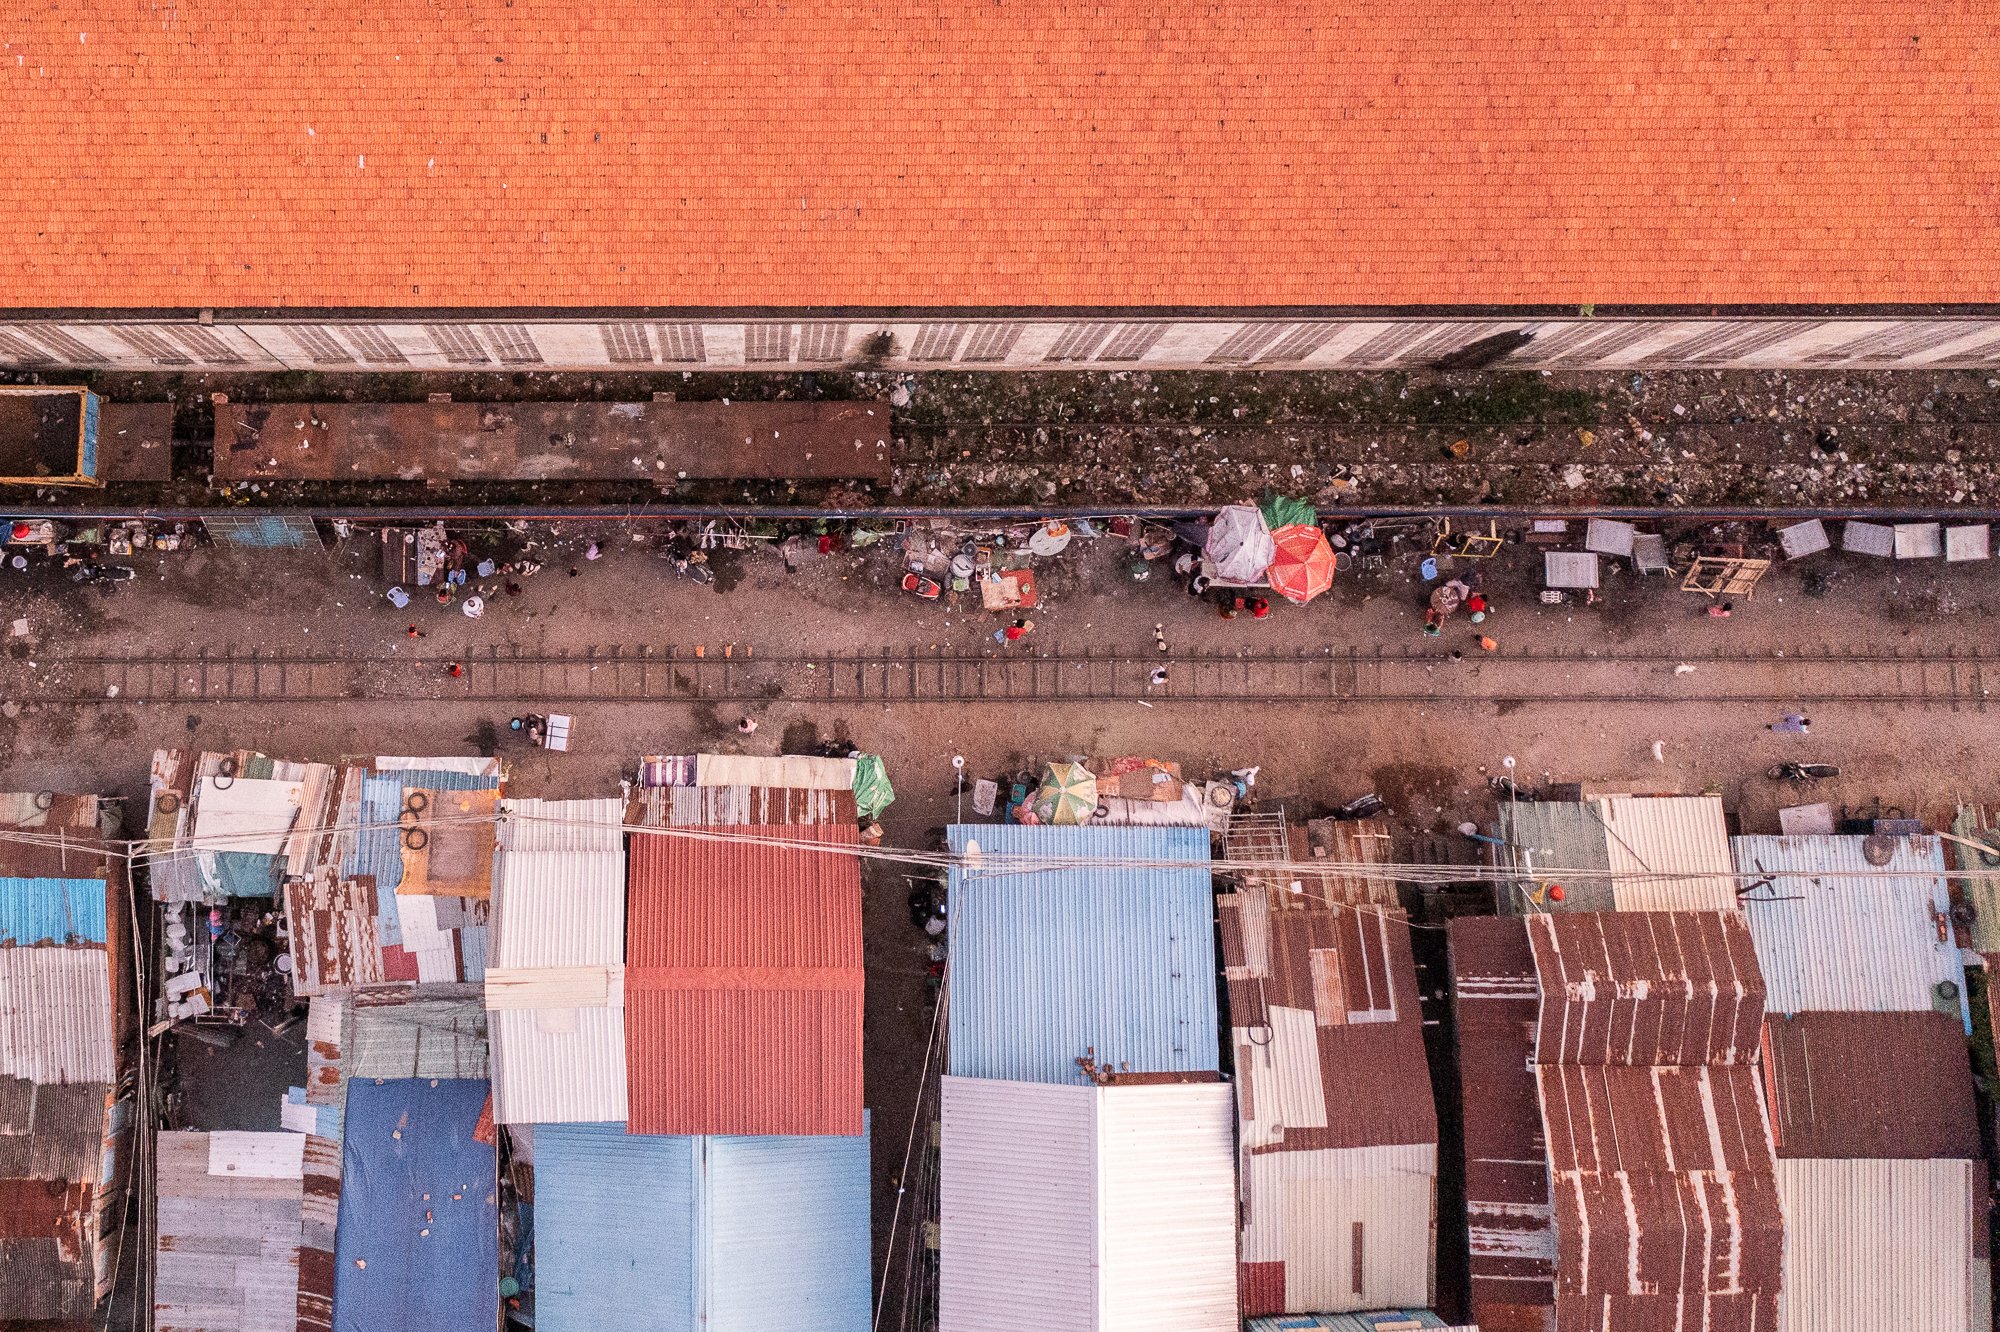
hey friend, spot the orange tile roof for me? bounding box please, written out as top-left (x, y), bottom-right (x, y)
top-left (3, 2), bottom-right (1997, 310)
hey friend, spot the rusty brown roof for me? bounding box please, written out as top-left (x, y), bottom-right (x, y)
top-left (1541, 1063), bottom-right (1783, 1332)
top-left (1763, 1010), bottom-right (1980, 1161)
top-left (1448, 915), bottom-right (1554, 1327)
top-left (1528, 910), bottom-right (1765, 1067)
top-left (1223, 894), bottom-right (1435, 1151)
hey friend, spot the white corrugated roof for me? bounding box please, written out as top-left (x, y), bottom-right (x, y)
top-left (486, 798), bottom-right (628, 1124)
top-left (1776, 1157), bottom-right (1989, 1332)
top-left (695, 752), bottom-right (857, 790)
top-left (940, 1076), bottom-right (1238, 1331)
top-left (1598, 795), bottom-right (1740, 911)
top-left (0, 945), bottom-right (113, 1084)
top-left (1238, 1144), bottom-right (1437, 1312)
top-left (1734, 835), bottom-right (1965, 1018)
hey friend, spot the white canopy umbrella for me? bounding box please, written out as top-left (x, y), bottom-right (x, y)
top-left (1203, 504), bottom-right (1276, 583)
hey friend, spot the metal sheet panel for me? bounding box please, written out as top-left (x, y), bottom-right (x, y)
top-left (625, 824), bottom-right (863, 1135)
top-left (154, 1130), bottom-right (304, 1332)
top-left (0, 876), bottom-right (108, 946)
top-left (1446, 917), bottom-right (1554, 1325)
top-left (945, 825), bottom-right (1219, 1084)
top-left (332, 1078), bottom-right (497, 1332)
top-left (534, 1124), bottom-right (695, 1332)
top-left (704, 1131), bottom-right (872, 1331)
top-left (535, 1122), bottom-right (872, 1332)
top-left (1776, 1157), bottom-right (1986, 1332)
top-left (1222, 890), bottom-right (1437, 1315)
top-left (1528, 911), bottom-right (1765, 1065)
top-left (1494, 802), bottom-right (1614, 915)
top-left (693, 753), bottom-right (857, 790)
top-left (0, 945), bottom-right (114, 1084)
top-left (484, 800), bottom-right (628, 1123)
top-left (1763, 1010), bottom-right (1979, 1159)
top-left (1595, 796), bottom-right (1739, 911)
top-left (1734, 834), bottom-right (1965, 1019)
top-left (941, 1076), bottom-right (1238, 1332)
top-left (1237, 1145), bottom-right (1437, 1313)
top-left (343, 993), bottom-right (488, 1083)
top-left (1538, 1062), bottom-right (1783, 1332)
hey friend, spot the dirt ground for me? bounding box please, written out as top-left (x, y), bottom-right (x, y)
top-left (9, 517), bottom-right (2000, 1324)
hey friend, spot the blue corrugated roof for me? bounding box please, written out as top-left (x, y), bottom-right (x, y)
top-left (534, 1122), bottom-right (871, 1332)
top-left (945, 824), bottom-right (1219, 1083)
top-left (333, 1077), bottom-right (497, 1332)
top-left (0, 876), bottom-right (107, 945)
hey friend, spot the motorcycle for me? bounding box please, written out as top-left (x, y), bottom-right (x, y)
top-left (657, 538), bottom-right (714, 585)
top-left (70, 562), bottom-right (136, 585)
top-left (1767, 762), bottom-right (1840, 782)
top-left (901, 572), bottom-right (941, 600)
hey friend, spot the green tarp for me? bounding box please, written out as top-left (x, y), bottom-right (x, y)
top-left (1259, 494), bottom-right (1317, 530)
top-left (854, 754), bottom-right (896, 819)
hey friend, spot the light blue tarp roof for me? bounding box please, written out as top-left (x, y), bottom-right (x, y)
top-left (945, 823), bottom-right (1219, 1083)
top-left (534, 1121), bottom-right (871, 1332)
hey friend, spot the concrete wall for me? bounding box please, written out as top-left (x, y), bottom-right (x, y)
top-left (3, 315), bottom-right (1999, 372)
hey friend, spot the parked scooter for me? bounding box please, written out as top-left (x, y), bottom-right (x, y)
top-left (70, 562), bottom-right (136, 586)
top-left (901, 572), bottom-right (942, 600)
top-left (1767, 762), bottom-right (1840, 782)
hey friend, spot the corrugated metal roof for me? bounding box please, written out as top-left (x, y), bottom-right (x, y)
top-left (945, 824), bottom-right (1219, 1084)
top-left (631, 784), bottom-right (857, 828)
top-left (693, 753), bottom-right (857, 789)
top-left (0, 1079), bottom-right (114, 1178)
top-left (153, 1130), bottom-right (304, 1332)
top-left (1445, 916), bottom-right (1554, 1328)
top-left (940, 1076), bottom-right (1238, 1331)
top-left (534, 1121), bottom-right (872, 1332)
top-left (332, 1077), bottom-right (497, 1332)
top-left (1237, 1145), bottom-right (1437, 1315)
top-left (1734, 834), bottom-right (1966, 1020)
top-left (625, 824), bottom-right (863, 1135)
top-left (0, 945), bottom-right (113, 1084)
top-left (1220, 889), bottom-right (1437, 1316)
top-left (1540, 1063), bottom-right (1783, 1332)
top-left (1764, 1010), bottom-right (1980, 1160)
top-left (1498, 796), bottom-right (1737, 914)
top-left (1776, 1157), bottom-right (1990, 1332)
top-left (1528, 910), bottom-right (1765, 1065)
top-left (342, 991), bottom-right (489, 1083)
top-left (0, 876), bottom-right (108, 946)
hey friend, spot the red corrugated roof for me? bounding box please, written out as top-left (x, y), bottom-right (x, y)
top-left (3, 3), bottom-right (1997, 309)
top-left (624, 825), bottom-right (863, 1135)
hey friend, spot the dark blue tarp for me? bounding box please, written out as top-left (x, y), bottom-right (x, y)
top-left (333, 1078), bottom-right (497, 1332)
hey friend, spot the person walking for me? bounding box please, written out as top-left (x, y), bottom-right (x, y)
top-left (737, 717), bottom-right (759, 734)
top-left (994, 618), bottom-right (1034, 644)
top-left (1770, 712), bottom-right (1810, 734)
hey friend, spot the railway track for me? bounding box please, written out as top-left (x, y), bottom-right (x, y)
top-left (13, 644), bottom-right (1998, 708)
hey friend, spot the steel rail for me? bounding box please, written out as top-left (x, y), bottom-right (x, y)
top-left (15, 502), bottom-right (2000, 524)
top-left (11, 643), bottom-right (1991, 709)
